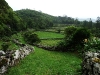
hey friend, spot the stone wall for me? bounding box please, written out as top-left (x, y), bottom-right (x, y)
top-left (0, 39), bottom-right (34, 75)
top-left (82, 51), bottom-right (100, 75)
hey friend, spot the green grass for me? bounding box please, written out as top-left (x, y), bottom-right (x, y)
top-left (35, 31), bottom-right (64, 39)
top-left (0, 32), bottom-right (25, 50)
top-left (6, 47), bottom-right (81, 75)
top-left (11, 33), bottom-right (25, 44)
top-left (38, 40), bottom-right (62, 46)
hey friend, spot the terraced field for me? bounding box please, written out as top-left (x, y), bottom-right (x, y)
top-left (34, 31), bottom-right (64, 39)
top-left (1, 31), bottom-right (82, 75)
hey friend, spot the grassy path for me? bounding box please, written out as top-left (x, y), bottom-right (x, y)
top-left (6, 47), bottom-right (81, 75)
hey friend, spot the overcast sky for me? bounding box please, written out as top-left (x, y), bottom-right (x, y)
top-left (5, 0), bottom-right (100, 19)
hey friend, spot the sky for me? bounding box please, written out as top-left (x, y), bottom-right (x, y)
top-left (5, 0), bottom-right (100, 19)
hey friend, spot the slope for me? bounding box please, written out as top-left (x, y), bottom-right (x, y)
top-left (0, 0), bottom-right (25, 38)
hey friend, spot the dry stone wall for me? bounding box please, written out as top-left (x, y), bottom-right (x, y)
top-left (82, 51), bottom-right (100, 75)
top-left (0, 39), bottom-right (34, 75)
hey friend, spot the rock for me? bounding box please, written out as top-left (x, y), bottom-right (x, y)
top-left (82, 51), bottom-right (100, 75)
top-left (0, 42), bottom-right (35, 75)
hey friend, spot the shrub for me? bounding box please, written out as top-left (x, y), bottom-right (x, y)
top-left (64, 26), bottom-right (77, 38)
top-left (56, 27), bottom-right (91, 52)
top-left (2, 36), bottom-right (10, 42)
top-left (72, 28), bottom-right (91, 46)
top-left (55, 41), bottom-right (67, 51)
top-left (23, 30), bottom-right (40, 45)
top-left (1, 42), bottom-right (10, 52)
top-left (84, 37), bottom-right (100, 52)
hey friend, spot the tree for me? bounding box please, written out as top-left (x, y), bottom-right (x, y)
top-left (96, 17), bottom-right (100, 29)
top-left (88, 18), bottom-right (92, 28)
top-left (82, 20), bottom-right (89, 28)
top-left (95, 17), bottom-right (100, 37)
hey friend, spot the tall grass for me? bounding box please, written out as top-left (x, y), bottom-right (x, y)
top-left (6, 47), bottom-right (81, 75)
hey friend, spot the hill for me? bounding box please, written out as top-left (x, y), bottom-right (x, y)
top-left (15, 9), bottom-right (77, 30)
top-left (0, 0), bottom-right (26, 38)
top-left (15, 9), bottom-right (54, 29)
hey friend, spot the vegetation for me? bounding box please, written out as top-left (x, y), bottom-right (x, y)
top-left (1, 0), bottom-right (100, 74)
top-left (6, 47), bottom-right (81, 75)
top-left (15, 9), bottom-right (54, 29)
top-left (15, 9), bottom-right (81, 30)
top-left (38, 40), bottom-right (61, 47)
top-left (23, 30), bottom-right (41, 45)
top-left (34, 31), bottom-right (64, 39)
top-left (1, 42), bottom-right (10, 52)
top-left (84, 37), bottom-right (100, 52)
top-left (0, 0), bottom-right (26, 38)
top-left (56, 26), bottom-right (91, 52)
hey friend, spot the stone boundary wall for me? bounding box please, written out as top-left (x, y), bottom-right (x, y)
top-left (0, 39), bottom-right (34, 75)
top-left (82, 51), bottom-right (100, 75)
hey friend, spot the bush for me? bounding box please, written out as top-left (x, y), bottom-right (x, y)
top-left (1, 42), bottom-right (10, 52)
top-left (72, 28), bottom-right (91, 46)
top-left (23, 30), bottom-right (40, 45)
top-left (55, 41), bottom-right (67, 51)
top-left (64, 26), bottom-right (77, 38)
top-left (0, 24), bottom-right (12, 38)
top-left (2, 36), bottom-right (10, 42)
top-left (84, 37), bottom-right (100, 52)
top-left (56, 27), bottom-right (91, 52)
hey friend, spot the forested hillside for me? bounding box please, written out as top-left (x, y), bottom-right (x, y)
top-left (15, 9), bottom-right (54, 29)
top-left (15, 9), bottom-right (78, 29)
top-left (0, 0), bottom-right (26, 38)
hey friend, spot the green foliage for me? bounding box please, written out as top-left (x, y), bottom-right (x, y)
top-left (0, 0), bottom-right (26, 38)
top-left (0, 23), bottom-right (12, 38)
top-left (54, 16), bottom-right (75, 24)
top-left (6, 47), bottom-right (81, 75)
top-left (64, 26), bottom-right (77, 38)
top-left (1, 36), bottom-right (10, 42)
top-left (72, 28), bottom-right (90, 45)
top-left (57, 27), bottom-right (91, 52)
top-left (1, 42), bottom-right (10, 52)
top-left (23, 30), bottom-right (40, 45)
top-left (84, 37), bottom-right (100, 52)
top-left (15, 9), bottom-right (53, 29)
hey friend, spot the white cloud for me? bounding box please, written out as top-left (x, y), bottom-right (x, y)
top-left (5, 0), bottom-right (100, 19)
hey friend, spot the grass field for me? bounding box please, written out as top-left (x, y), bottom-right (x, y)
top-left (0, 33), bottom-right (25, 50)
top-left (38, 40), bottom-right (61, 47)
top-left (0, 30), bottom-right (82, 75)
top-left (34, 31), bottom-right (64, 39)
top-left (6, 47), bottom-right (81, 75)
top-left (35, 31), bottom-right (64, 47)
